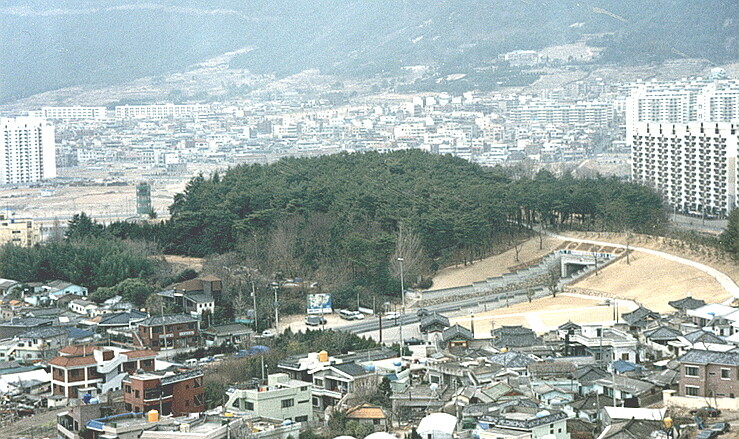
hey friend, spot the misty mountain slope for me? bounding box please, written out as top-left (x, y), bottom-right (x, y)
top-left (0, 0), bottom-right (736, 103)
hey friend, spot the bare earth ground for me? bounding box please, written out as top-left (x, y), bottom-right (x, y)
top-left (162, 255), bottom-right (205, 272)
top-left (444, 230), bottom-right (737, 333)
top-left (449, 294), bottom-right (638, 334)
top-left (573, 250), bottom-right (730, 313)
top-left (431, 236), bottom-right (560, 290)
top-left (562, 231), bottom-right (739, 287)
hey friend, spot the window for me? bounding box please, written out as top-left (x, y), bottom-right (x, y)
top-left (296, 416), bottom-right (309, 422)
top-left (312, 397), bottom-right (320, 407)
top-left (135, 389), bottom-right (140, 398)
top-left (621, 353), bottom-right (629, 361)
top-left (245, 401), bottom-right (254, 410)
top-left (281, 399), bottom-right (295, 408)
top-left (685, 386), bottom-right (699, 396)
top-left (300, 386), bottom-right (308, 391)
top-left (125, 385), bottom-right (131, 393)
top-left (313, 378), bottom-right (324, 387)
top-left (721, 368), bottom-right (731, 379)
top-left (685, 366), bottom-right (699, 377)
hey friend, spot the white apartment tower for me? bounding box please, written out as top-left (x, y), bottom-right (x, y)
top-left (0, 117), bottom-right (56, 185)
top-left (625, 79), bottom-right (739, 140)
top-left (631, 122), bottom-right (738, 216)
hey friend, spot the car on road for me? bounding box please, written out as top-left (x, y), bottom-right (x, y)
top-left (339, 310), bottom-right (364, 320)
top-left (384, 312), bottom-right (400, 320)
top-left (305, 315), bottom-right (327, 326)
top-left (404, 337), bottom-right (425, 345)
top-left (259, 329), bottom-right (276, 338)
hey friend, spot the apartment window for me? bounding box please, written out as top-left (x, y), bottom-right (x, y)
top-left (244, 401), bottom-right (254, 410)
top-left (721, 368), bottom-right (731, 379)
top-left (300, 386), bottom-right (308, 391)
top-left (295, 416), bottom-right (309, 422)
top-left (281, 399), bottom-right (295, 408)
top-left (125, 385), bottom-right (131, 393)
top-left (685, 386), bottom-right (699, 396)
top-left (313, 378), bottom-right (324, 387)
top-left (685, 366), bottom-right (699, 377)
top-left (621, 353), bottom-right (629, 361)
top-left (135, 389), bottom-right (140, 398)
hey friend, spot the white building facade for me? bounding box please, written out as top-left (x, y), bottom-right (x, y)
top-left (0, 117), bottom-right (56, 185)
top-left (631, 122), bottom-right (738, 216)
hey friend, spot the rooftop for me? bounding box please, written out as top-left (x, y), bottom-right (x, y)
top-left (138, 314), bottom-right (198, 326)
top-left (680, 349), bottom-right (739, 366)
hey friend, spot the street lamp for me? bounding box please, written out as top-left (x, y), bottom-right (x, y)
top-left (397, 257), bottom-right (405, 357)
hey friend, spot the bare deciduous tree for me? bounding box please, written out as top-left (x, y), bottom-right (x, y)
top-left (389, 223), bottom-right (428, 285)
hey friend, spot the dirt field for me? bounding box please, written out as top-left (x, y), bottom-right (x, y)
top-left (563, 231), bottom-right (739, 286)
top-left (162, 255), bottom-right (205, 272)
top-left (573, 250), bottom-right (731, 312)
top-left (449, 293), bottom-right (637, 334)
top-left (431, 236), bottom-right (561, 290)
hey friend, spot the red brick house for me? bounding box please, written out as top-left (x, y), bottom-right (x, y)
top-left (123, 369), bottom-right (205, 415)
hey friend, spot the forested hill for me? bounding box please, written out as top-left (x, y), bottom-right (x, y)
top-left (1, 0), bottom-right (736, 102)
top-left (108, 151), bottom-right (666, 295)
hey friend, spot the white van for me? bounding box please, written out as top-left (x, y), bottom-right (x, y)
top-left (339, 310), bottom-right (364, 320)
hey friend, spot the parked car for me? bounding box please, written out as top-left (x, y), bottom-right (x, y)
top-left (339, 310), bottom-right (364, 320)
top-left (260, 329), bottom-right (276, 338)
top-left (384, 311), bottom-right (400, 320)
top-left (305, 315), bottom-right (327, 326)
top-left (404, 337), bottom-right (425, 345)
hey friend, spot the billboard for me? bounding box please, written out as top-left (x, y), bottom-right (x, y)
top-left (307, 293), bottom-right (333, 314)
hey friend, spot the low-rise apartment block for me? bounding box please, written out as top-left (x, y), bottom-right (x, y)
top-left (136, 314), bottom-right (200, 351)
top-left (226, 373), bottom-right (313, 422)
top-left (50, 346), bottom-right (156, 398)
top-left (123, 369), bottom-right (205, 416)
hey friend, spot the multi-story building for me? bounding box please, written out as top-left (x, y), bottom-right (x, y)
top-left (0, 214), bottom-right (41, 247)
top-left (679, 349), bottom-right (739, 399)
top-left (508, 100), bottom-right (611, 127)
top-left (569, 325), bottom-right (640, 363)
top-left (0, 116), bottom-right (56, 184)
top-left (123, 369), bottom-right (205, 415)
top-left (226, 373), bottom-right (313, 422)
top-left (136, 314), bottom-right (200, 351)
top-left (50, 346), bottom-right (156, 398)
top-left (0, 326), bottom-right (68, 362)
top-left (156, 276), bottom-right (221, 317)
top-left (631, 122), bottom-right (738, 216)
top-left (29, 106), bottom-right (107, 121)
top-left (115, 104), bottom-right (212, 119)
top-left (277, 351), bottom-right (376, 410)
top-left (624, 78), bottom-right (739, 140)
top-left (477, 405), bottom-right (570, 439)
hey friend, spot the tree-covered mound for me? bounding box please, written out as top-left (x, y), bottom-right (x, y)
top-left (109, 150), bottom-right (667, 300)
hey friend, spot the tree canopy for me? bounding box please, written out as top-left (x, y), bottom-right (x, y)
top-left (105, 150), bottom-right (666, 306)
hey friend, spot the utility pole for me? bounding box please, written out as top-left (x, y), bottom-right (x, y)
top-left (272, 283), bottom-right (279, 333)
top-left (251, 280), bottom-right (258, 331)
top-left (397, 257), bottom-right (405, 357)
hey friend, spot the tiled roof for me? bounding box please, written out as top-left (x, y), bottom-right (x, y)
top-left (488, 351), bottom-right (536, 369)
top-left (333, 361), bottom-right (368, 377)
top-left (680, 349), bottom-right (739, 366)
top-left (346, 404), bottom-right (386, 420)
top-left (683, 330), bottom-right (725, 344)
top-left (202, 323), bottom-right (252, 336)
top-left (17, 327), bottom-right (66, 339)
top-left (49, 355), bottom-right (97, 368)
top-left (593, 375), bottom-right (654, 396)
top-left (442, 324), bottom-right (473, 342)
top-left (621, 306), bottom-right (659, 326)
top-left (668, 296), bottom-right (707, 311)
top-left (172, 278), bottom-right (204, 292)
top-left (138, 314), bottom-right (197, 326)
top-left (419, 313), bottom-right (450, 330)
top-left (99, 311), bottom-right (148, 326)
top-left (58, 344), bottom-right (100, 356)
top-left (643, 326), bottom-right (682, 341)
top-left (123, 349), bottom-right (157, 359)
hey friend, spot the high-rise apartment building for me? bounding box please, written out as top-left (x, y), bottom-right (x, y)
top-left (0, 117), bottom-right (56, 185)
top-left (625, 79), bottom-right (739, 141)
top-left (631, 122), bottom-right (738, 216)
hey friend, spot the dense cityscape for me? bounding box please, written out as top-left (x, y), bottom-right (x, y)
top-left (0, 2), bottom-right (738, 439)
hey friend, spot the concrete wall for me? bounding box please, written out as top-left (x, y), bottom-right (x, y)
top-left (663, 390), bottom-right (739, 410)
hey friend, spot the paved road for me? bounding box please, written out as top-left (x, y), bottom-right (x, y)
top-left (670, 213), bottom-right (727, 234)
top-left (341, 286), bottom-right (548, 336)
top-left (545, 230), bottom-right (739, 303)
